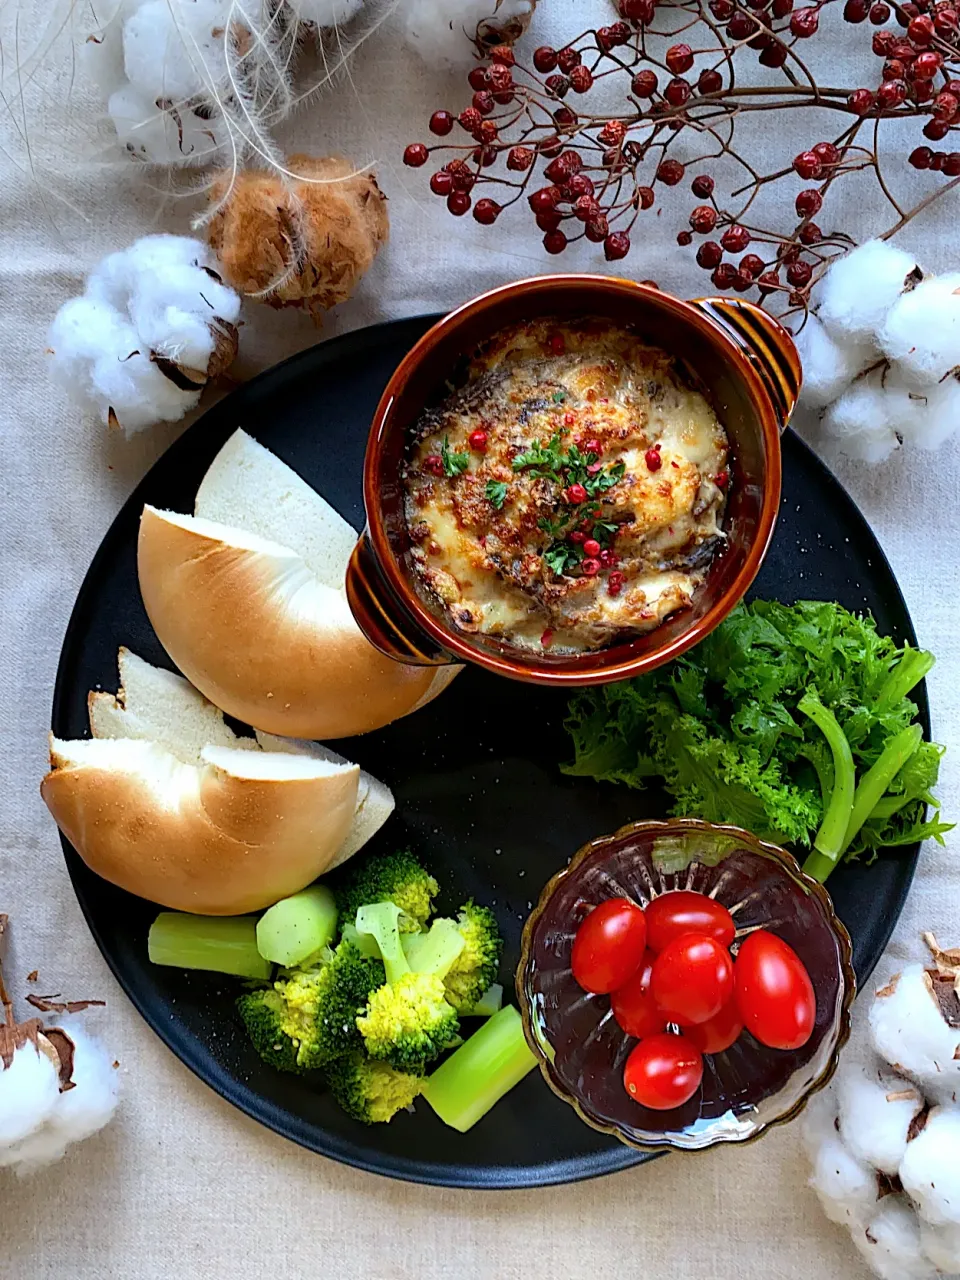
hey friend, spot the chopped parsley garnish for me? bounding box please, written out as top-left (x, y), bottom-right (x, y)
top-left (551, 389), bottom-right (567, 403)
top-left (512, 431), bottom-right (566, 481)
top-left (485, 480), bottom-right (509, 509)
top-left (544, 543), bottom-right (583, 577)
top-left (441, 436), bottom-right (470, 477)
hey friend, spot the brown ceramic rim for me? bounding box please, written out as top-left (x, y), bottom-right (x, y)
top-left (360, 275), bottom-right (798, 686)
top-left (515, 817), bottom-right (856, 1154)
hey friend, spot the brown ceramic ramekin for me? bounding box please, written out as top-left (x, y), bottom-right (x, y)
top-left (346, 275), bottom-right (801, 687)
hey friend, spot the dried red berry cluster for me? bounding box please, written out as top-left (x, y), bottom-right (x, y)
top-left (403, 1), bottom-right (960, 310)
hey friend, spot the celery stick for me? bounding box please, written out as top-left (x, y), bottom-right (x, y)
top-left (149, 913), bottom-right (272, 979)
top-left (424, 1005), bottom-right (537, 1132)
top-left (256, 886), bottom-right (337, 966)
top-left (798, 692), bottom-right (855, 872)
top-left (841, 724), bottom-right (923, 854)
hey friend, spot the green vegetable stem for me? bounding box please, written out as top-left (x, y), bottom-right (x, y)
top-left (148, 912), bottom-right (272, 980)
top-left (841, 724), bottom-right (924, 855)
top-left (797, 691), bottom-right (855, 875)
top-left (424, 1005), bottom-right (537, 1133)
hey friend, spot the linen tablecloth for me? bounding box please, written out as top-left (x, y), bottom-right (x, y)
top-left (1, 2), bottom-right (957, 1276)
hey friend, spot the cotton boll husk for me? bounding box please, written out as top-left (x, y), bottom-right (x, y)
top-left (206, 155), bottom-right (388, 311)
top-left (882, 370), bottom-right (960, 452)
top-left (921, 1219), bottom-right (960, 1273)
top-left (899, 1107), bottom-right (960, 1226)
top-left (0, 1041), bottom-right (61, 1147)
top-left (1, 1020), bottom-right (119, 1175)
top-left (870, 965), bottom-right (960, 1101)
top-left (819, 371), bottom-right (901, 463)
top-left (794, 314), bottom-right (877, 410)
top-left (816, 240), bottom-right (920, 344)
top-left (286, 0), bottom-right (366, 23)
top-left (402, 0), bottom-right (536, 68)
top-left (879, 273), bottom-right (960, 389)
top-left (853, 1197), bottom-right (938, 1280)
top-left (121, 0), bottom-right (229, 103)
top-left (836, 1063), bottom-right (924, 1176)
top-left (808, 1129), bottom-right (881, 1227)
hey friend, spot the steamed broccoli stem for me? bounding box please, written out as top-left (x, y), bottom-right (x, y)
top-left (798, 693), bottom-right (855, 879)
top-left (341, 921), bottom-right (382, 959)
top-left (148, 913), bottom-right (272, 979)
top-left (424, 1006), bottom-right (537, 1133)
top-left (256, 885), bottom-right (338, 967)
top-left (463, 983), bottom-right (503, 1018)
top-left (402, 919), bottom-right (465, 979)
top-left (356, 902), bottom-right (410, 984)
top-left (841, 724), bottom-right (924, 855)
top-left (876, 646), bottom-right (935, 711)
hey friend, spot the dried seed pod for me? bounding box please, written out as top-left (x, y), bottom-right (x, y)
top-left (206, 155), bottom-right (389, 313)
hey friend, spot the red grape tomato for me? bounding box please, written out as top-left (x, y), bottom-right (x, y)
top-left (735, 930), bottom-right (816, 1051)
top-left (623, 1032), bottom-right (704, 1110)
top-left (651, 933), bottom-right (734, 1026)
top-left (645, 890), bottom-right (735, 952)
top-left (683, 998), bottom-right (744, 1055)
top-left (611, 951), bottom-right (666, 1040)
top-left (571, 898), bottom-right (647, 994)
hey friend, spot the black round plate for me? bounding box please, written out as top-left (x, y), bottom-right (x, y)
top-left (52, 316), bottom-right (928, 1189)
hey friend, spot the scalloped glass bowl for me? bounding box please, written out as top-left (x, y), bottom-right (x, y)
top-left (517, 819), bottom-right (855, 1152)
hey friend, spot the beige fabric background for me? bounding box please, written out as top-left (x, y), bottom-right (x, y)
top-left (0, 2), bottom-right (957, 1277)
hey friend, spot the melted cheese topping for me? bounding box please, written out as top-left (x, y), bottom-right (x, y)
top-left (404, 319), bottom-right (730, 654)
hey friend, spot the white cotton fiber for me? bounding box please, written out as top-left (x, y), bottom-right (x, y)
top-left (47, 234), bottom-right (241, 435)
top-left (870, 965), bottom-right (960, 1103)
top-left (794, 314), bottom-right (876, 410)
top-left (122, 0), bottom-right (229, 103)
top-left (403, 0), bottom-right (535, 67)
top-left (0, 1042), bottom-right (61, 1147)
top-left (882, 370), bottom-right (960, 452)
top-left (921, 1219), bottom-right (960, 1273)
top-left (899, 1107), bottom-right (960, 1226)
top-left (816, 240), bottom-right (920, 344)
top-left (800, 1084), bottom-right (839, 1162)
top-left (808, 1129), bottom-right (880, 1227)
top-left (107, 83), bottom-right (227, 165)
top-left (286, 0), bottom-right (366, 22)
top-left (819, 371), bottom-right (901, 463)
top-left (853, 1197), bottom-right (938, 1280)
top-left (836, 1064), bottom-right (923, 1176)
top-left (879, 273), bottom-right (960, 389)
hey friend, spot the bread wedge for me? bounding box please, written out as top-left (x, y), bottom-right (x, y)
top-left (42, 737), bottom-right (359, 915)
top-left (85, 648), bottom-right (394, 870)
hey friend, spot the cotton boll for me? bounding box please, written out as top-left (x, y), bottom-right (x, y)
top-left (816, 240), bottom-right (920, 344)
top-left (794, 314), bottom-right (877, 410)
top-left (852, 1197), bottom-right (938, 1280)
top-left (287, 0), bottom-right (365, 23)
top-left (921, 1219), bottom-right (960, 1273)
top-left (801, 1083), bottom-right (839, 1162)
top-left (808, 1129), bottom-right (881, 1227)
top-left (403, 0), bottom-right (536, 68)
top-left (882, 370), bottom-right (960, 452)
top-left (879, 273), bottom-right (960, 389)
top-left (107, 83), bottom-right (227, 165)
top-left (820, 372), bottom-right (901, 463)
top-left (2, 1020), bottom-right (119, 1175)
top-left (836, 1064), bottom-right (924, 1176)
top-left (0, 1041), bottom-right (61, 1147)
top-left (899, 1107), bottom-right (960, 1226)
top-left (122, 0), bottom-right (229, 103)
top-left (870, 965), bottom-right (960, 1101)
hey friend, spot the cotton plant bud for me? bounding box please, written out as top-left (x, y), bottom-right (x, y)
top-left (402, 0), bottom-right (537, 68)
top-left (852, 1197), bottom-right (938, 1280)
top-left (870, 960), bottom-right (960, 1103)
top-left (920, 1219), bottom-right (960, 1273)
top-left (899, 1107), bottom-right (960, 1226)
top-left (836, 1063), bottom-right (924, 1176)
top-left (47, 234), bottom-right (240, 436)
top-left (878, 272), bottom-right (960, 389)
top-left (819, 370), bottom-right (902, 464)
top-left (794, 314), bottom-right (877, 410)
top-left (816, 240), bottom-right (921, 344)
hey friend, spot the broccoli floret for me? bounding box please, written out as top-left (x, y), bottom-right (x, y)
top-left (236, 988), bottom-right (302, 1074)
top-left (443, 902), bottom-right (504, 1013)
top-left (326, 1054), bottom-right (424, 1125)
top-left (354, 901), bottom-right (460, 1071)
top-left (276, 941), bottom-right (385, 1070)
top-left (357, 973), bottom-right (460, 1072)
top-left (333, 849), bottom-right (438, 933)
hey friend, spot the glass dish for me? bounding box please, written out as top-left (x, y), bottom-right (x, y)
top-left (517, 818), bottom-right (855, 1152)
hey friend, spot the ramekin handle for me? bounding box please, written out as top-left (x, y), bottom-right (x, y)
top-left (693, 296), bottom-right (802, 432)
top-left (346, 531), bottom-right (455, 668)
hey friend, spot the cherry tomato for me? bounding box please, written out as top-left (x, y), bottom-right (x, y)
top-left (611, 950), bottom-right (666, 1039)
top-left (683, 998), bottom-right (744, 1054)
top-left (645, 890), bottom-right (736, 953)
top-left (623, 1032), bottom-right (704, 1110)
top-left (651, 933), bottom-right (734, 1026)
top-left (571, 898), bottom-right (647, 994)
top-left (735, 930), bottom-right (816, 1050)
